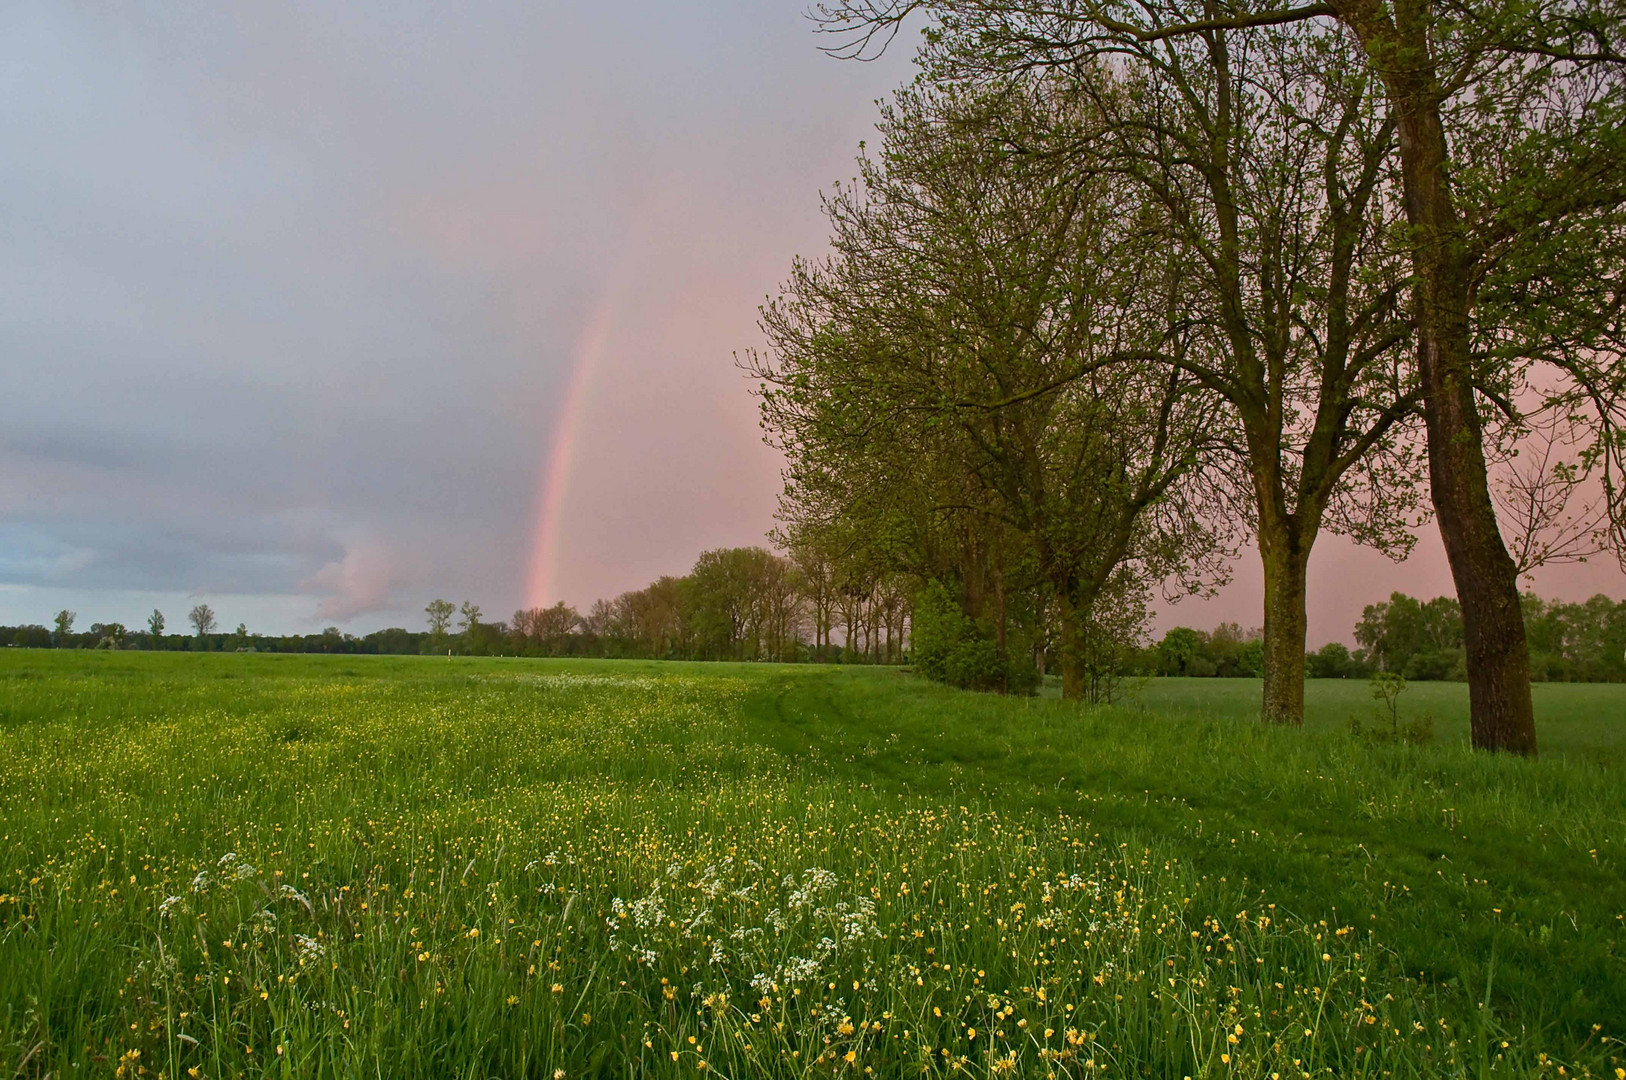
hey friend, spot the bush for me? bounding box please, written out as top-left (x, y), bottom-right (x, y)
top-left (942, 636), bottom-right (1006, 692)
top-left (1305, 642), bottom-right (1370, 679)
top-left (1402, 648), bottom-right (1462, 682)
top-left (911, 581), bottom-right (1034, 694)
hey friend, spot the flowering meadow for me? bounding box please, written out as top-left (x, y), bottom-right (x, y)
top-left (0, 653), bottom-right (1621, 1078)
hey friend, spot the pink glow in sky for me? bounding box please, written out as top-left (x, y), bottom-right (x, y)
top-left (0, 0), bottom-right (1620, 641)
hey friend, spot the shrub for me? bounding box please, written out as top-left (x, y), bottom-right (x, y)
top-left (1402, 648), bottom-right (1462, 682)
top-left (911, 581), bottom-right (1033, 694)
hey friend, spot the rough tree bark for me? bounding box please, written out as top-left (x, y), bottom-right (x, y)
top-left (1341, 1), bottom-right (1537, 755)
top-left (1056, 590), bottom-right (1086, 702)
top-left (1258, 527), bottom-right (1311, 726)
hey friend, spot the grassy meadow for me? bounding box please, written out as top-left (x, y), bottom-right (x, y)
top-left (1121, 678), bottom-right (1626, 765)
top-left (0, 652), bottom-right (1622, 1079)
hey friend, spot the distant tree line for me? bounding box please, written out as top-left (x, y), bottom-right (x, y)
top-left (1148, 592), bottom-right (1626, 684)
top-left (0, 547), bottom-right (910, 664)
top-left (0, 604), bottom-right (437, 655)
top-left (444, 545), bottom-right (906, 662)
top-left (4, 581), bottom-right (1619, 689)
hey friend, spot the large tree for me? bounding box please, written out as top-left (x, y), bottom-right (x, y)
top-left (821, 0), bottom-right (1626, 752)
top-left (821, 6), bottom-right (1425, 729)
top-left (753, 81), bottom-right (1229, 698)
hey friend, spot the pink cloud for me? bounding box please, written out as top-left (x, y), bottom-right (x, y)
top-left (301, 538), bottom-right (405, 622)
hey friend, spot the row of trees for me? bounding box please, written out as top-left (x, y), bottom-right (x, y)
top-left (748, 0), bottom-right (1626, 752)
top-left (6, 581), bottom-right (1617, 687)
top-left (429, 546), bottom-right (910, 662)
top-left (1352, 590), bottom-right (1626, 683)
top-left (0, 605), bottom-right (229, 650)
top-left (0, 550), bottom-right (910, 662)
top-left (1155, 590), bottom-right (1626, 683)
top-left (0, 605), bottom-right (431, 655)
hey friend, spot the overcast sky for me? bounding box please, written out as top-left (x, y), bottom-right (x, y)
top-left (2, 0), bottom-right (1621, 643)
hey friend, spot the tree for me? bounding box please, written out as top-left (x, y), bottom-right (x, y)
top-left (822, 4), bottom-right (1425, 730)
top-left (611, 576), bottom-right (688, 658)
top-left (820, 0), bottom-right (1626, 754)
top-left (458, 601), bottom-right (483, 636)
top-left (584, 599), bottom-right (613, 636)
top-left (687, 548), bottom-right (773, 660)
top-left (1332, 0), bottom-right (1626, 753)
top-left (1524, 593), bottom-right (1626, 682)
top-left (52, 609), bottom-right (75, 643)
top-left (1157, 627), bottom-right (1208, 677)
top-left (425, 599), bottom-right (455, 637)
top-left (531, 602), bottom-right (581, 655)
top-left (147, 609), bottom-right (165, 637)
top-left (1306, 641), bottom-right (1365, 679)
top-left (189, 604), bottom-right (216, 636)
top-left (752, 80), bottom-right (1228, 699)
top-left (786, 531), bottom-right (840, 662)
top-left (510, 607), bottom-right (537, 647)
top-left (1354, 591), bottom-right (1465, 678)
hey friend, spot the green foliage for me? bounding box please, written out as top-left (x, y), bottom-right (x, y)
top-left (1154, 623), bottom-right (1262, 678)
top-left (1352, 591), bottom-right (1626, 683)
top-left (1305, 642), bottom-right (1371, 680)
top-left (1355, 593), bottom-right (1464, 677)
top-left (1155, 626), bottom-right (1206, 676)
top-left (912, 581), bottom-right (1035, 694)
top-left (1523, 593), bottom-right (1626, 682)
top-left (1371, 669), bottom-right (1407, 729)
top-left (1350, 670), bottom-right (1435, 746)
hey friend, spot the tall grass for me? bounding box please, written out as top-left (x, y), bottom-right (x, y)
top-left (1, 652), bottom-right (1621, 1078)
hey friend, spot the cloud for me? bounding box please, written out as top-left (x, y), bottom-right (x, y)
top-left (300, 538), bottom-right (408, 622)
top-left (0, 0), bottom-right (915, 632)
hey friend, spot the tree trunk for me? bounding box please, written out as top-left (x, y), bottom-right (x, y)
top-left (1363, 29), bottom-right (1538, 755)
top-left (1418, 320), bottom-right (1537, 754)
top-left (1057, 593), bottom-right (1084, 702)
top-left (1259, 531), bottom-right (1310, 726)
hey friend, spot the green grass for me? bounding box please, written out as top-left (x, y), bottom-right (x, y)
top-left (0, 652), bottom-right (1621, 1079)
top-left (1118, 677), bottom-right (1626, 766)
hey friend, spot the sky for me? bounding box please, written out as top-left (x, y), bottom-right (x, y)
top-left (2, 0), bottom-right (1621, 645)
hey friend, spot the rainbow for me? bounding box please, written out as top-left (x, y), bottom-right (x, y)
top-left (524, 295), bottom-right (612, 609)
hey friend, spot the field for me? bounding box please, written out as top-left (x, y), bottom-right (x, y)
top-left (0, 652), bottom-right (1621, 1079)
top-left (1122, 678), bottom-right (1626, 765)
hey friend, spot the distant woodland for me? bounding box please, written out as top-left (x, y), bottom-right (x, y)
top-left (5, 549), bottom-right (1623, 688)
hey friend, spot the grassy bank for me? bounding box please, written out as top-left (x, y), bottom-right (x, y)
top-left (0, 651), bottom-right (1621, 1078)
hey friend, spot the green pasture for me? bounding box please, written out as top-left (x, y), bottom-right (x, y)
top-left (0, 651), bottom-right (1621, 1079)
top-left (1120, 677), bottom-right (1626, 765)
